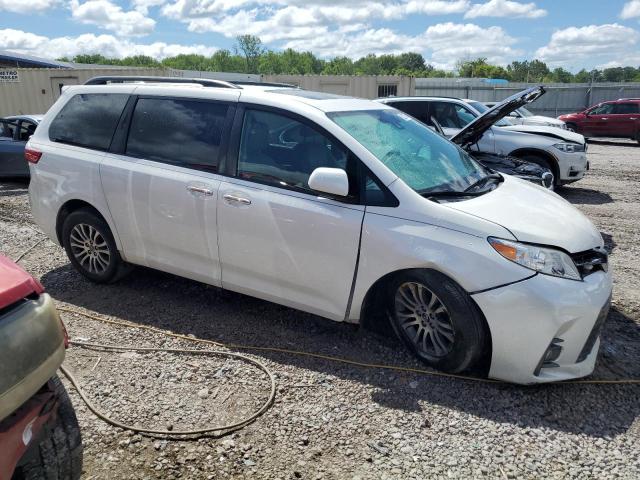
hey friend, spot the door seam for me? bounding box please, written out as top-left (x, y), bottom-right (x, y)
top-left (344, 206), bottom-right (367, 322)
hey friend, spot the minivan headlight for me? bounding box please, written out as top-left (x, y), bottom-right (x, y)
top-left (488, 238), bottom-right (581, 280)
top-left (553, 142), bottom-right (585, 153)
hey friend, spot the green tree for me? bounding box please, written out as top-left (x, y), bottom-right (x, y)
top-left (396, 52), bottom-right (427, 73)
top-left (235, 35), bottom-right (265, 73)
top-left (322, 56), bottom-right (355, 75)
top-left (551, 67), bottom-right (572, 83)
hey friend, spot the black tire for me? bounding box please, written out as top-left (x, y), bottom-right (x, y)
top-left (387, 270), bottom-right (488, 374)
top-left (13, 376), bottom-right (83, 480)
top-left (565, 122), bottom-right (577, 133)
top-left (62, 208), bottom-right (130, 283)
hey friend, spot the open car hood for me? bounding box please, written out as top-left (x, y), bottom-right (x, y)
top-left (451, 86), bottom-right (545, 149)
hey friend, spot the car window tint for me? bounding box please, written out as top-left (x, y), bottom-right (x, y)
top-left (237, 109), bottom-right (349, 193)
top-left (388, 101), bottom-right (430, 124)
top-left (126, 98), bottom-right (228, 172)
top-left (613, 103), bottom-right (640, 114)
top-left (49, 94), bottom-right (128, 150)
top-left (19, 121), bottom-right (37, 141)
top-left (0, 121), bottom-right (13, 139)
top-left (430, 102), bottom-right (476, 128)
top-left (589, 103), bottom-right (614, 115)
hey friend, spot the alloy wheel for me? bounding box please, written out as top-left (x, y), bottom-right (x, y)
top-left (69, 223), bottom-right (111, 274)
top-left (394, 282), bottom-right (455, 358)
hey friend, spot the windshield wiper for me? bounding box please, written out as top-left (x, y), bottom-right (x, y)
top-left (463, 173), bottom-right (502, 193)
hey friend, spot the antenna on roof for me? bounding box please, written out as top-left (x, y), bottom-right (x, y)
top-left (84, 76), bottom-right (242, 89)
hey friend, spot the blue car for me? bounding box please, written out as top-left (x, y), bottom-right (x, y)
top-left (0, 115), bottom-right (42, 178)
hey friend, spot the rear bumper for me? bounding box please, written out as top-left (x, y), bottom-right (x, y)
top-left (0, 294), bottom-right (65, 421)
top-left (472, 269), bottom-right (613, 384)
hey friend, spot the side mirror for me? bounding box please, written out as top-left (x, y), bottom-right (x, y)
top-left (308, 167), bottom-right (349, 197)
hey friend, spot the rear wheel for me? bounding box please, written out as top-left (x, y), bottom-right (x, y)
top-left (387, 270), bottom-right (488, 374)
top-left (12, 376), bottom-right (82, 480)
top-left (62, 208), bottom-right (131, 283)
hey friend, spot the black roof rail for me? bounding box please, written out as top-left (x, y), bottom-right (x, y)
top-left (232, 81), bottom-right (298, 88)
top-left (84, 76), bottom-right (241, 89)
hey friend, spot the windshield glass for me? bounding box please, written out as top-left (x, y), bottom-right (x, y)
top-left (328, 109), bottom-right (488, 194)
top-left (467, 101), bottom-right (512, 126)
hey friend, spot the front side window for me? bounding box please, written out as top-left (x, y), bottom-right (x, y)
top-left (430, 102), bottom-right (476, 129)
top-left (237, 109), bottom-right (349, 193)
top-left (49, 94), bottom-right (128, 150)
top-left (589, 103), bottom-right (614, 115)
top-left (329, 109), bottom-right (486, 194)
top-left (126, 98), bottom-right (228, 172)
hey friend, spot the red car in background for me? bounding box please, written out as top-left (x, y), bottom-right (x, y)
top-left (559, 98), bottom-right (640, 143)
top-left (0, 255), bottom-right (82, 479)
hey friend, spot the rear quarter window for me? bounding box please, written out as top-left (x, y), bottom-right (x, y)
top-left (49, 94), bottom-right (128, 150)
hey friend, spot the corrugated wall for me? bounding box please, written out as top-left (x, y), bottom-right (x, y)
top-left (0, 68), bottom-right (170, 116)
top-left (263, 75), bottom-right (415, 99)
top-left (415, 79), bottom-right (640, 116)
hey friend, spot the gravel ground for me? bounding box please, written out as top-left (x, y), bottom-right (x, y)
top-left (1, 140), bottom-right (639, 480)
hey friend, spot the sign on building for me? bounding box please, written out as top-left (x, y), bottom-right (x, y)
top-left (0, 70), bottom-right (19, 83)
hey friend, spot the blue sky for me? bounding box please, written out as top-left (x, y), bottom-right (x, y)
top-left (1, 0), bottom-right (639, 71)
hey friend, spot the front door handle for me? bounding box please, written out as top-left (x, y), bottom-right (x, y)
top-left (601, 117), bottom-right (608, 120)
top-left (630, 117), bottom-right (638, 120)
top-left (223, 193), bottom-right (251, 205)
top-left (187, 185), bottom-right (213, 196)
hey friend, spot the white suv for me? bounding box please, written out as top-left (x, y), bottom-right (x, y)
top-left (377, 95), bottom-right (588, 186)
top-left (27, 77), bottom-right (612, 384)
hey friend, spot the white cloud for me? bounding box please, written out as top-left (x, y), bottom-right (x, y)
top-left (132, 0), bottom-right (166, 14)
top-left (620, 0), bottom-right (640, 19)
top-left (535, 24), bottom-right (639, 66)
top-left (0, 0), bottom-right (57, 12)
top-left (0, 29), bottom-right (218, 60)
top-left (465, 0), bottom-right (545, 18)
top-left (164, 0), bottom-right (470, 26)
top-left (70, 0), bottom-right (156, 37)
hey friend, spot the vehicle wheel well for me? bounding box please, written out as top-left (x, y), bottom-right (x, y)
top-left (55, 200), bottom-right (107, 245)
top-left (359, 268), bottom-right (493, 376)
top-left (509, 148), bottom-right (560, 183)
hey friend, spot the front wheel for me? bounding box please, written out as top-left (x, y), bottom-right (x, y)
top-left (387, 270), bottom-right (489, 374)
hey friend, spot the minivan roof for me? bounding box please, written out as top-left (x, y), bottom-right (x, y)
top-left (76, 77), bottom-right (391, 114)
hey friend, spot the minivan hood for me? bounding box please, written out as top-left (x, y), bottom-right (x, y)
top-left (451, 86), bottom-right (545, 148)
top-left (500, 124), bottom-right (585, 143)
top-left (443, 176), bottom-right (602, 253)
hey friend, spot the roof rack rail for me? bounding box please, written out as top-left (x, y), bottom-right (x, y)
top-left (617, 97), bottom-right (640, 101)
top-left (232, 81), bottom-right (298, 88)
top-left (84, 76), bottom-right (242, 89)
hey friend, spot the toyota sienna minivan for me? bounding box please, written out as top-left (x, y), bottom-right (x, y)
top-left (27, 77), bottom-right (612, 384)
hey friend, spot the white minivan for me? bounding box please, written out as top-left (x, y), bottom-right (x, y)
top-left (27, 77), bottom-right (612, 384)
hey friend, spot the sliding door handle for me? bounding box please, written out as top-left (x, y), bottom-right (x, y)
top-left (223, 193), bottom-right (251, 205)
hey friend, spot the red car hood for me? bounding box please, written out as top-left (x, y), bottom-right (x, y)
top-left (0, 255), bottom-right (44, 310)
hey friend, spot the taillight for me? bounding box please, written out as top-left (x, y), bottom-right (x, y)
top-left (24, 148), bottom-right (42, 164)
